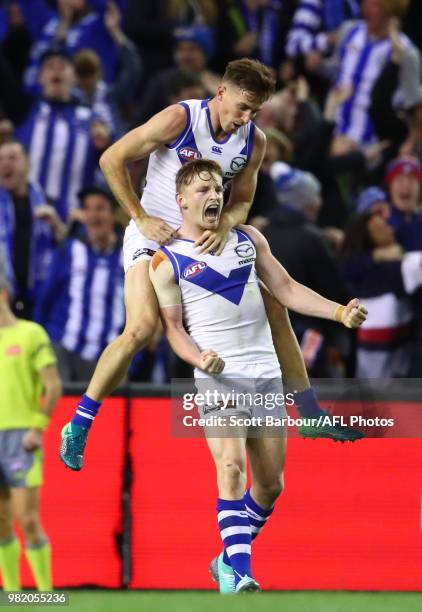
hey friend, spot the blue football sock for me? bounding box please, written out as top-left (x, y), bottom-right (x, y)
top-left (222, 488), bottom-right (275, 565)
top-left (244, 488), bottom-right (274, 541)
top-left (71, 394), bottom-right (101, 429)
top-left (294, 387), bottom-right (325, 418)
top-left (217, 498), bottom-right (252, 585)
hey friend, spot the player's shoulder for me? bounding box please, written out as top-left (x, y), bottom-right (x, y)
top-left (252, 124), bottom-right (266, 149)
top-left (150, 249), bottom-right (175, 280)
top-left (237, 224), bottom-right (266, 246)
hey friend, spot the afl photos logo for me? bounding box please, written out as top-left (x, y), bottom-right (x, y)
top-left (183, 261), bottom-right (207, 279)
top-left (230, 156), bottom-right (247, 172)
top-left (178, 147), bottom-right (202, 162)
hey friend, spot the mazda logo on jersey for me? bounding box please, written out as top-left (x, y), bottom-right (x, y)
top-left (230, 156), bottom-right (247, 172)
top-left (183, 261), bottom-right (207, 279)
top-left (235, 243), bottom-right (255, 258)
top-left (178, 147), bottom-right (202, 162)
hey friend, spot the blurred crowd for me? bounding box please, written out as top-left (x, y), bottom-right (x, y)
top-left (1, 0), bottom-right (422, 382)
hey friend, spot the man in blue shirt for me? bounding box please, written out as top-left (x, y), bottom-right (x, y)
top-left (34, 187), bottom-right (125, 381)
top-left (16, 47), bottom-right (112, 222)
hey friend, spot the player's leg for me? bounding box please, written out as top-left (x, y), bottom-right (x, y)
top-left (60, 259), bottom-right (159, 470)
top-left (86, 260), bottom-right (159, 400)
top-left (206, 434), bottom-right (260, 592)
top-left (11, 484), bottom-right (51, 591)
top-left (260, 287), bottom-right (363, 442)
top-left (0, 487), bottom-right (21, 591)
top-left (245, 434), bottom-right (286, 541)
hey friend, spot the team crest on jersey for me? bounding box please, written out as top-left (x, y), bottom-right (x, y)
top-left (183, 261), bottom-right (207, 279)
top-left (177, 147), bottom-right (202, 162)
top-left (235, 243), bottom-right (255, 258)
top-left (230, 156), bottom-right (247, 172)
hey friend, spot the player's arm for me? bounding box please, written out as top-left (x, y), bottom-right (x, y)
top-left (99, 104), bottom-right (187, 244)
top-left (22, 364), bottom-right (62, 452)
top-left (196, 127), bottom-right (266, 256)
top-left (38, 364), bottom-right (62, 421)
top-left (243, 225), bottom-right (368, 328)
top-left (149, 252), bottom-right (224, 373)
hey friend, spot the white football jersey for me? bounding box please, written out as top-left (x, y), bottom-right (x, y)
top-left (141, 98), bottom-right (256, 228)
top-left (161, 228), bottom-right (278, 367)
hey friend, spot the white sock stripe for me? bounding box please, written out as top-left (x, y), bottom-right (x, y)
top-left (76, 410), bottom-right (95, 420)
top-left (217, 510), bottom-right (248, 522)
top-left (250, 525), bottom-right (260, 533)
top-left (220, 526), bottom-right (251, 540)
top-left (245, 505), bottom-right (267, 522)
top-left (226, 543), bottom-right (251, 557)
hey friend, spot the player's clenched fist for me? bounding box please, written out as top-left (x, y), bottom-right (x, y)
top-left (136, 215), bottom-right (176, 245)
top-left (335, 298), bottom-right (368, 328)
top-left (199, 349), bottom-right (225, 374)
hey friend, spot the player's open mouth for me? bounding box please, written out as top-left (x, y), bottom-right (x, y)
top-left (204, 203), bottom-right (219, 223)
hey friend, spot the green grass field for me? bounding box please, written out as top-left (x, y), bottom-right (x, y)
top-left (44, 590), bottom-right (422, 612)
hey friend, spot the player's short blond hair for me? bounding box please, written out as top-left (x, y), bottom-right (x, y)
top-left (379, 0), bottom-right (409, 18)
top-left (176, 159), bottom-right (223, 192)
top-left (223, 59), bottom-right (276, 104)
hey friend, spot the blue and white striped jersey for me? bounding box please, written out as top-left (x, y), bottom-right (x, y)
top-left (34, 238), bottom-right (125, 361)
top-left (161, 229), bottom-right (278, 368)
top-left (16, 100), bottom-right (100, 221)
top-left (335, 21), bottom-right (414, 144)
top-left (286, 0), bottom-right (360, 57)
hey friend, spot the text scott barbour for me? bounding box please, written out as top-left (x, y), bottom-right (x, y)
top-left (182, 415), bottom-right (395, 427)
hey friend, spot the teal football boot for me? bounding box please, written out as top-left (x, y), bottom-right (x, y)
top-left (60, 423), bottom-right (89, 470)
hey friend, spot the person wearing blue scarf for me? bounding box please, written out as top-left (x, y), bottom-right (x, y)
top-left (0, 141), bottom-right (63, 318)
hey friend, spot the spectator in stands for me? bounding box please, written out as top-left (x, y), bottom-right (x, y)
top-left (19, 0), bottom-right (127, 93)
top-left (385, 155), bottom-right (422, 251)
top-left (0, 1), bottom-right (32, 83)
top-left (400, 90), bottom-right (422, 161)
top-left (355, 186), bottom-right (390, 218)
top-left (135, 25), bottom-right (218, 124)
top-left (0, 140), bottom-right (65, 319)
top-left (167, 69), bottom-right (206, 106)
top-left (328, 0), bottom-right (418, 151)
top-left (0, 116), bottom-right (14, 146)
top-left (126, 0), bottom-right (216, 82)
top-left (167, 0), bottom-right (218, 26)
top-left (73, 2), bottom-right (142, 136)
top-left (256, 78), bottom-right (388, 227)
top-left (14, 48), bottom-right (112, 222)
top-left (213, 0), bottom-right (295, 74)
top-left (34, 187), bottom-right (125, 382)
top-left (341, 209), bottom-right (422, 377)
top-left (369, 16), bottom-right (421, 161)
top-left (262, 166), bottom-right (351, 376)
top-left (285, 0), bottom-right (360, 70)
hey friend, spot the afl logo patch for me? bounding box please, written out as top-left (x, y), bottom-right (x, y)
top-left (235, 243), bottom-right (255, 258)
top-left (183, 261), bottom-right (207, 279)
top-left (230, 156), bottom-right (247, 172)
top-left (178, 147), bottom-right (202, 162)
